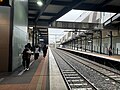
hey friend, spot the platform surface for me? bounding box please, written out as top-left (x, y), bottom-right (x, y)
top-left (61, 48), bottom-right (120, 62)
top-left (0, 48), bottom-right (67, 90)
top-left (49, 48), bottom-right (67, 90)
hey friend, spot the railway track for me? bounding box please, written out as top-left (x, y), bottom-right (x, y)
top-left (52, 49), bottom-right (98, 90)
top-left (52, 49), bottom-right (120, 89)
top-left (58, 49), bottom-right (120, 84)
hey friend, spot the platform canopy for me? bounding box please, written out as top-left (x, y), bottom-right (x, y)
top-left (29, 0), bottom-right (120, 27)
top-left (28, 0), bottom-right (120, 43)
top-left (103, 13), bottom-right (120, 29)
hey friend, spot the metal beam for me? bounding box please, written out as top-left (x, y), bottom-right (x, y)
top-left (50, 21), bottom-right (103, 30)
top-left (29, 7), bottom-right (40, 11)
top-left (50, 1), bottom-right (72, 6)
top-left (35, 0), bottom-right (53, 22)
top-left (49, 0), bottom-right (85, 24)
top-left (73, 0), bottom-right (120, 13)
top-left (29, 14), bottom-right (36, 17)
top-left (29, 20), bottom-right (103, 30)
top-left (42, 12), bottom-right (57, 16)
top-left (28, 20), bottom-right (49, 27)
top-left (92, 0), bottom-right (114, 11)
top-left (29, 4), bottom-right (40, 10)
top-left (99, 0), bottom-right (113, 7)
top-left (100, 30), bottom-right (102, 54)
top-left (40, 30), bottom-right (48, 32)
top-left (104, 5), bottom-right (120, 13)
top-left (29, 2), bottom-right (37, 6)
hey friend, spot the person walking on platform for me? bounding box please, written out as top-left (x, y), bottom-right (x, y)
top-left (42, 44), bottom-right (48, 58)
top-left (26, 43), bottom-right (32, 51)
top-left (34, 45), bottom-right (40, 60)
top-left (22, 45), bottom-right (32, 70)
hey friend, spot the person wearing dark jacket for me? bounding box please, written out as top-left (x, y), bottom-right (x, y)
top-left (42, 44), bottom-right (48, 57)
top-left (22, 45), bottom-right (31, 70)
top-left (26, 43), bottom-right (32, 51)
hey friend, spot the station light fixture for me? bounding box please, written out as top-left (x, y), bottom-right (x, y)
top-left (0, 0), bottom-right (3, 2)
top-left (39, 39), bottom-right (44, 41)
top-left (88, 41), bottom-right (92, 43)
top-left (29, 27), bottom-right (33, 29)
top-left (80, 30), bottom-right (87, 32)
top-left (37, 0), bottom-right (43, 6)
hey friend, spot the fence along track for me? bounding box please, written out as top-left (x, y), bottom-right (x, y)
top-left (52, 49), bottom-right (98, 90)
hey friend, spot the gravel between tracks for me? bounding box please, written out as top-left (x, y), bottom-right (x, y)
top-left (52, 49), bottom-right (120, 90)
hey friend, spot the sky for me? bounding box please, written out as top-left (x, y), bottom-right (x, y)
top-left (48, 9), bottom-right (84, 44)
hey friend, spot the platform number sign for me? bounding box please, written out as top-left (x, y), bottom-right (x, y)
top-left (0, 0), bottom-right (10, 6)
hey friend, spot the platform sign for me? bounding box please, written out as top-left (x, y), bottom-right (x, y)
top-left (0, 0), bottom-right (11, 6)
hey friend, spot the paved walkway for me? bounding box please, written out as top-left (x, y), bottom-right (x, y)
top-left (0, 53), bottom-right (49, 90)
top-left (0, 48), bottom-right (68, 90)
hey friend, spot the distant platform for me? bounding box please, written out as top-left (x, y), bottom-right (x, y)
top-left (58, 48), bottom-right (120, 71)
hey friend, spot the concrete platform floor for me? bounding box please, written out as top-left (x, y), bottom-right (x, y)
top-left (0, 54), bottom-right (49, 90)
top-left (0, 48), bottom-right (67, 90)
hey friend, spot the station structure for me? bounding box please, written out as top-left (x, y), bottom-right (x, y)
top-left (0, 0), bottom-right (120, 90)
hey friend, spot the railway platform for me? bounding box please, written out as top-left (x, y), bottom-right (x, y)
top-left (0, 47), bottom-right (120, 90)
top-left (59, 48), bottom-right (120, 70)
top-left (59, 48), bottom-right (120, 61)
top-left (0, 48), bottom-right (67, 90)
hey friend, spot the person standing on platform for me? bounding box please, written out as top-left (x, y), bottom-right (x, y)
top-left (42, 44), bottom-right (48, 58)
top-left (34, 45), bottom-right (40, 60)
top-left (108, 47), bottom-right (112, 56)
top-left (22, 45), bottom-right (31, 70)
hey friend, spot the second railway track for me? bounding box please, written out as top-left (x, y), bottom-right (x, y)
top-left (52, 49), bottom-right (98, 90)
top-left (52, 49), bottom-right (120, 90)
